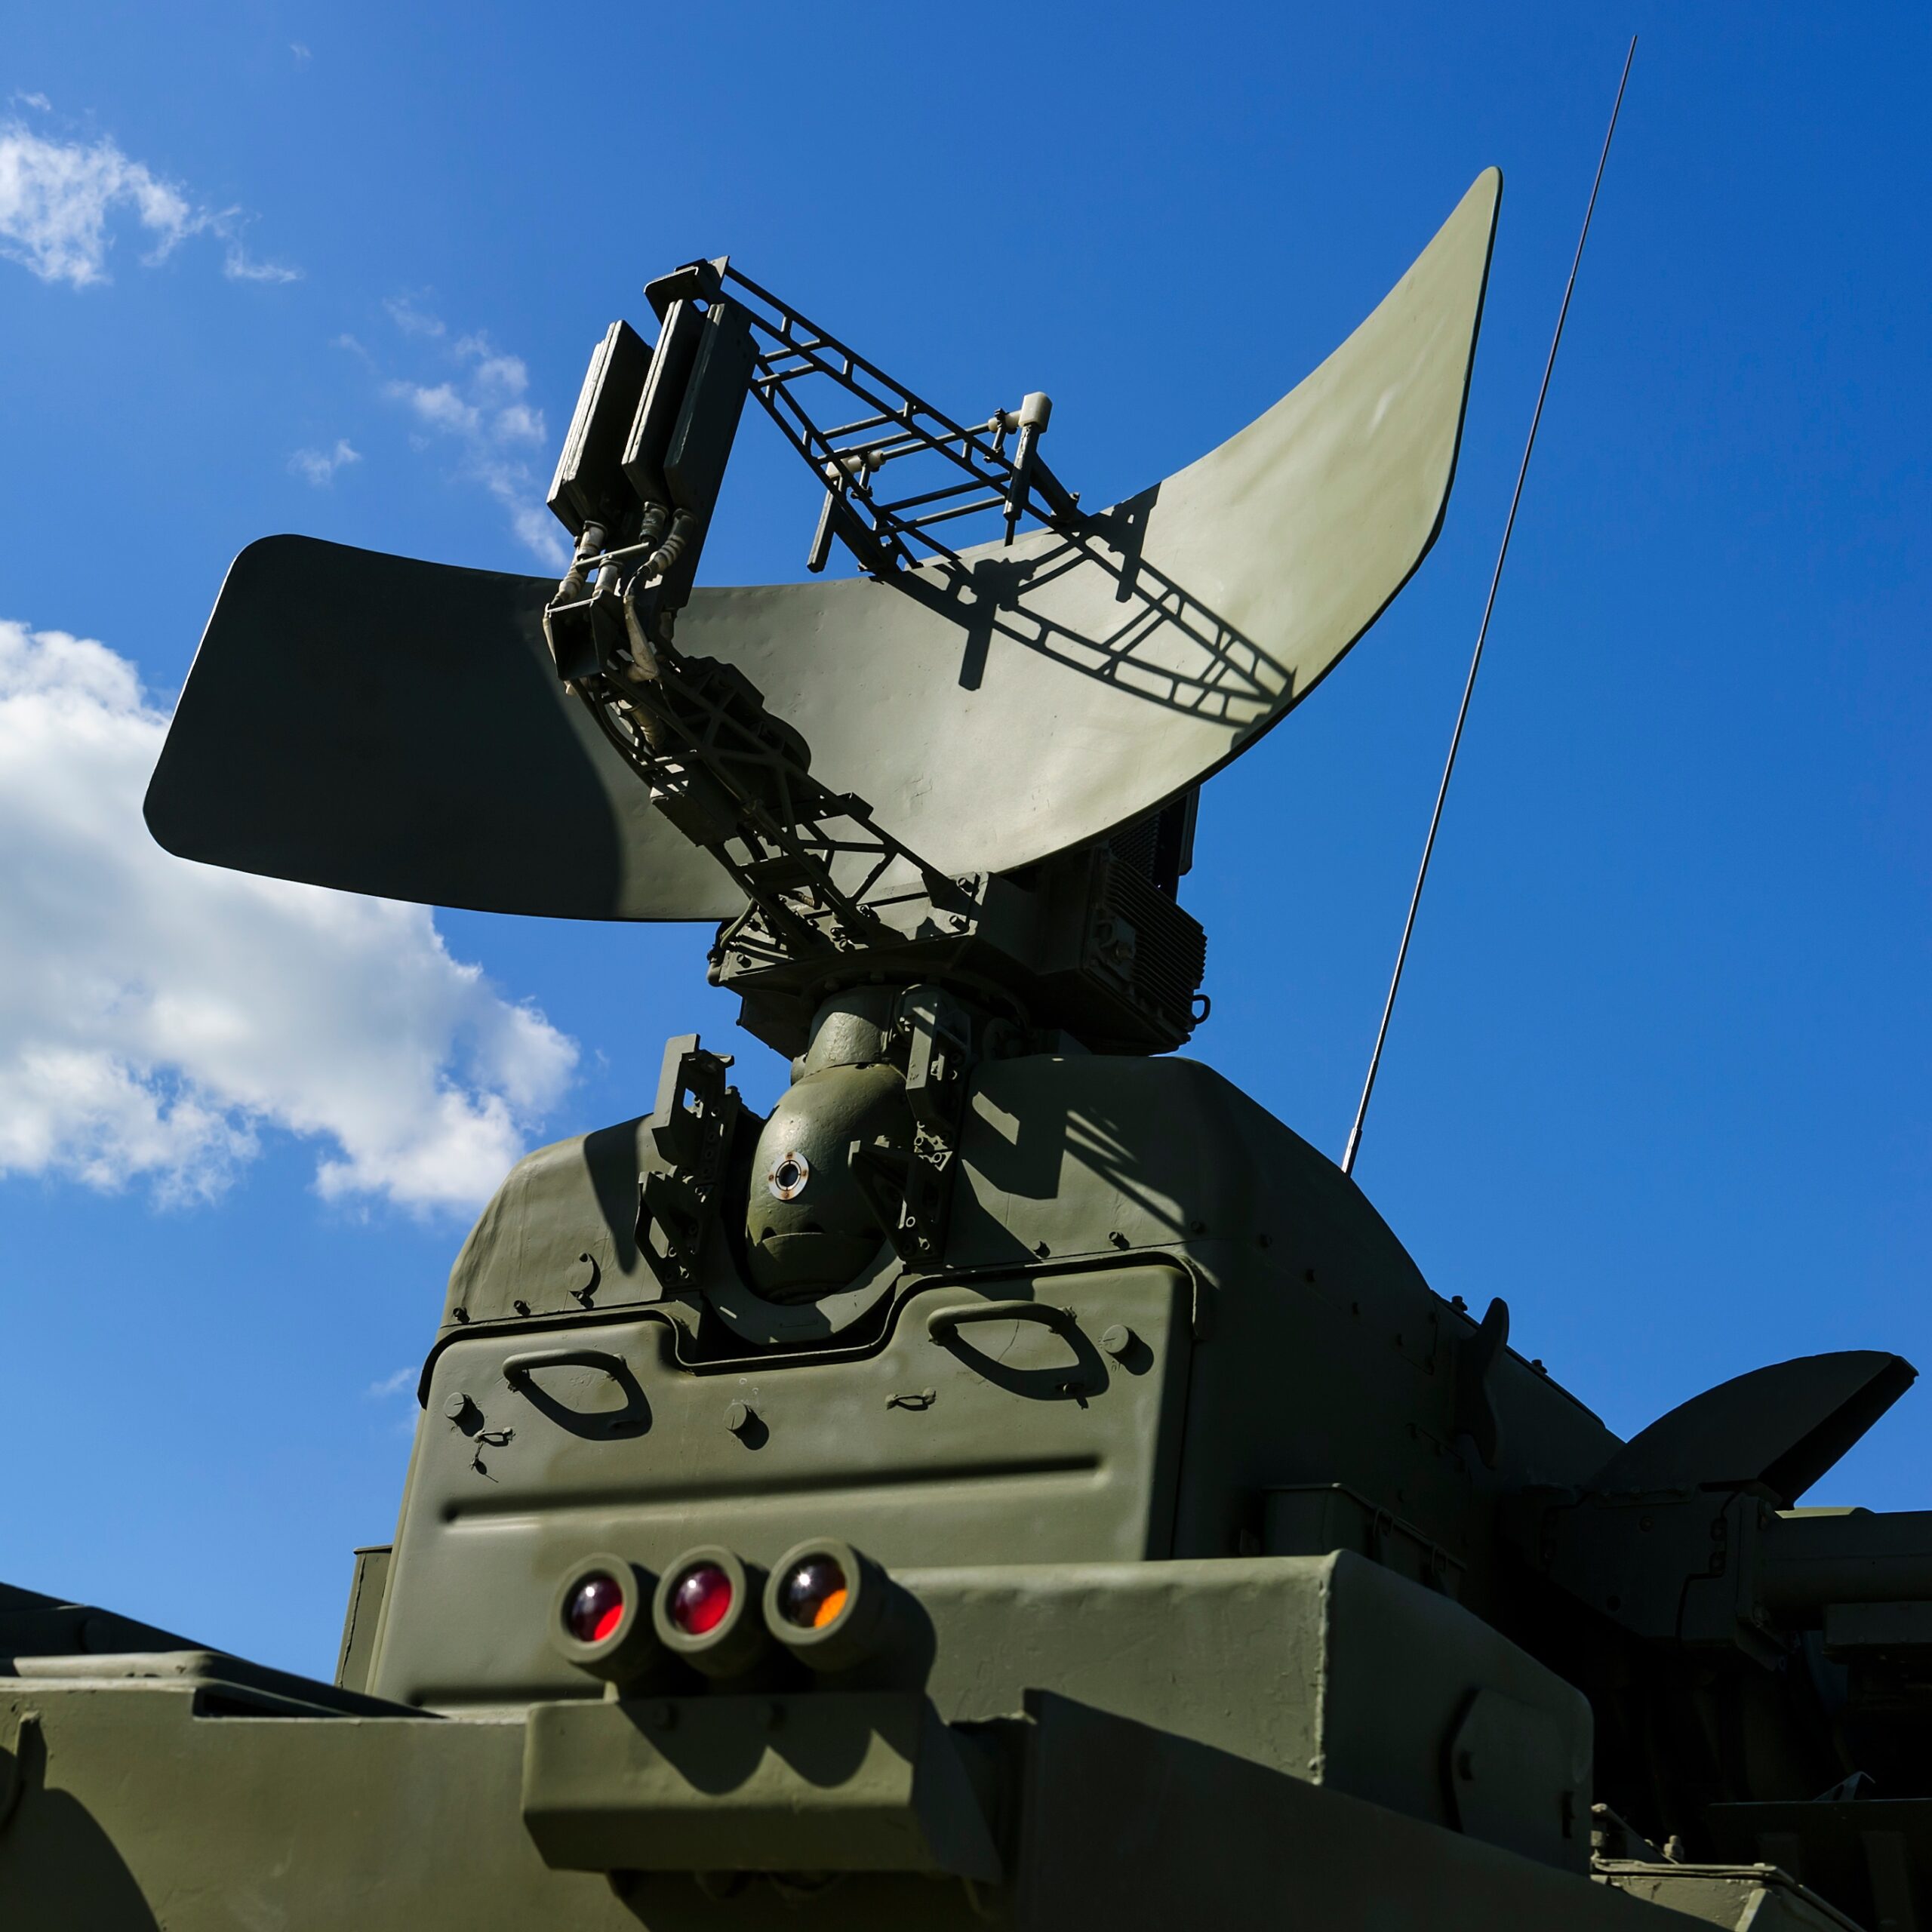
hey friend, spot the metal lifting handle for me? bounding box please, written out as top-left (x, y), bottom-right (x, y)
top-left (927, 1300), bottom-right (1076, 1343)
top-left (503, 1346), bottom-right (629, 1384)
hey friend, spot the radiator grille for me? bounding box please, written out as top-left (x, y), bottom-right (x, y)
top-left (1094, 858), bottom-right (1207, 1039)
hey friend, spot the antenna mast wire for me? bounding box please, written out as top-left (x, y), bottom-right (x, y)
top-left (1342, 36), bottom-right (1638, 1180)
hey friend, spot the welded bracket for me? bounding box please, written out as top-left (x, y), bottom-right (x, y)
top-left (637, 1035), bottom-right (741, 1294)
top-left (892, 986), bottom-right (973, 1265)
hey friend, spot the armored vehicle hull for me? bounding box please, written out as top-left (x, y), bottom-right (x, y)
top-left (5, 156), bottom-right (1924, 1930)
top-left (4, 1050), bottom-right (1918, 1927)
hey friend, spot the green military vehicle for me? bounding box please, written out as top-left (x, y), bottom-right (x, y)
top-left (3, 166), bottom-right (1926, 1930)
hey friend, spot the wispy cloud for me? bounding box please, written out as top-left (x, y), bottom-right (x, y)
top-left (366, 1367), bottom-right (415, 1399)
top-left (0, 121), bottom-right (204, 286)
top-left (291, 43), bottom-right (312, 64)
top-left (377, 306), bottom-right (565, 566)
top-left (289, 438), bottom-right (361, 486)
top-left (0, 117), bottom-right (298, 289)
top-left (225, 245), bottom-right (301, 285)
top-left (384, 295), bottom-right (445, 340)
top-left (388, 379), bottom-right (478, 436)
top-left (0, 618), bottom-right (577, 1211)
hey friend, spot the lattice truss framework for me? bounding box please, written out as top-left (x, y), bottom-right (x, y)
top-left (555, 262), bottom-right (1088, 967)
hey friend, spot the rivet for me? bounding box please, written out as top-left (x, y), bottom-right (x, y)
top-left (513, 1299), bottom-right (531, 1315)
top-left (1108, 1229), bottom-right (1129, 1249)
top-left (452, 1306), bottom-right (469, 1322)
top-left (442, 1393), bottom-right (471, 1422)
top-left (1100, 1323), bottom-right (1136, 1359)
top-left (1033, 1241), bottom-right (1051, 1259)
top-left (725, 1399), bottom-right (755, 1435)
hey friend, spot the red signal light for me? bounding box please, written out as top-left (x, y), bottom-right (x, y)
top-left (669, 1561), bottom-right (734, 1636)
top-left (565, 1572), bottom-right (626, 1644)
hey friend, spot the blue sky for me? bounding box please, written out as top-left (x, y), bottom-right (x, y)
top-left (2, 5), bottom-right (1926, 1679)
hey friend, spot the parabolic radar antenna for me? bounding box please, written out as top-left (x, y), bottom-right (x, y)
top-left (146, 169), bottom-right (1499, 1060)
top-left (13, 144), bottom-right (1924, 1931)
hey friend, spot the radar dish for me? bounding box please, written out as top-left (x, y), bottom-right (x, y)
top-left (146, 169), bottom-right (1500, 924)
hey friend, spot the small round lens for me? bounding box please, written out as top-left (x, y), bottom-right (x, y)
top-left (565, 1573), bottom-right (626, 1644)
top-left (670, 1561), bottom-right (734, 1636)
top-left (778, 1553), bottom-right (849, 1630)
top-left (766, 1150), bottom-right (810, 1201)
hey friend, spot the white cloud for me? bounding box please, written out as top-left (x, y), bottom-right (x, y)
top-left (14, 93), bottom-right (52, 112)
top-left (224, 245), bottom-right (300, 285)
top-left (377, 309), bottom-right (565, 567)
top-left (384, 295), bottom-right (445, 339)
top-left (288, 438), bottom-right (361, 486)
top-left (493, 402), bottom-right (545, 444)
top-left (291, 43), bottom-right (312, 64)
top-left (387, 379), bottom-right (479, 436)
top-left (0, 618), bottom-right (578, 1211)
top-left (464, 347), bottom-right (530, 398)
top-left (0, 122), bottom-right (202, 286)
top-left (366, 1367), bottom-right (415, 1398)
top-left (0, 120), bottom-right (297, 289)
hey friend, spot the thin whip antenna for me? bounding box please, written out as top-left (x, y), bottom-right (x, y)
top-left (1341, 36), bottom-right (1637, 1180)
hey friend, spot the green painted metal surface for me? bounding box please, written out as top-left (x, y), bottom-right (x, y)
top-left (9, 163), bottom-right (1928, 1930)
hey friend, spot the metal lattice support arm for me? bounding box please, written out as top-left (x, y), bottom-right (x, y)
top-left (717, 264), bottom-right (1081, 574)
top-left (542, 257), bottom-right (1090, 968)
top-left (577, 646), bottom-right (962, 964)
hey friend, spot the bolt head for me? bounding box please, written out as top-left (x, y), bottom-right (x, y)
top-left (724, 1399), bottom-right (752, 1435)
top-left (442, 1392), bottom-right (469, 1420)
top-left (1100, 1323), bottom-right (1136, 1359)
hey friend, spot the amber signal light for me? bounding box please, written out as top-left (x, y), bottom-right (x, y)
top-left (761, 1538), bottom-right (897, 1672)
